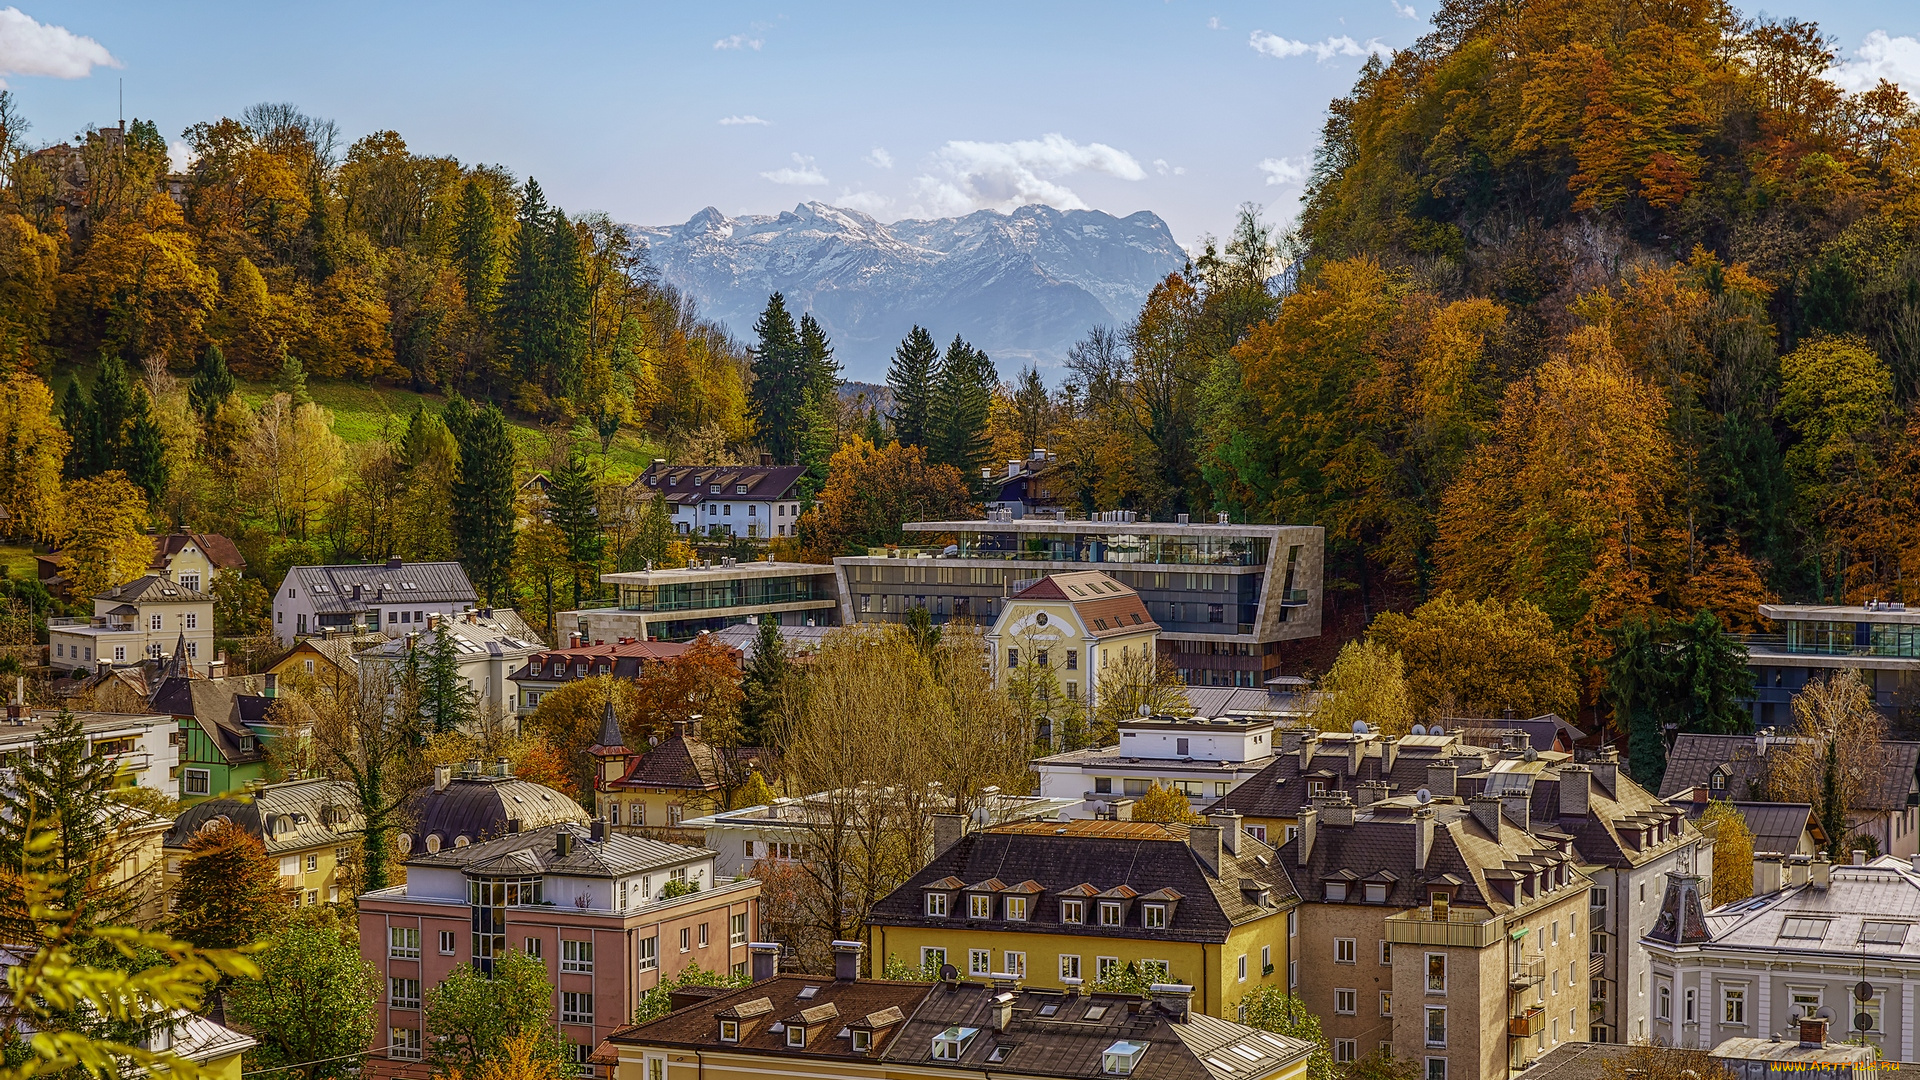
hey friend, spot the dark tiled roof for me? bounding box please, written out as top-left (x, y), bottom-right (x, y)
top-left (609, 975), bottom-right (929, 1061)
top-left (150, 532), bottom-right (246, 572)
top-left (613, 727), bottom-right (765, 792)
top-left (1660, 733), bottom-right (1920, 812)
top-left (150, 676), bottom-right (272, 766)
top-left (164, 778), bottom-right (362, 854)
top-left (508, 639), bottom-right (691, 684)
top-left (1202, 733), bottom-right (1479, 820)
top-left (1012, 572), bottom-right (1158, 639)
top-left (633, 463), bottom-right (805, 507)
top-left (1520, 1041), bottom-right (1643, 1080)
top-left (285, 562), bottom-right (476, 616)
top-left (1457, 755), bottom-right (1693, 870)
top-left (404, 770), bottom-right (588, 847)
top-left (868, 820), bottom-right (1295, 944)
top-left (1279, 801), bottom-right (1581, 913)
top-left (1447, 714), bottom-right (1585, 753)
top-left (1669, 798), bottom-right (1819, 856)
top-left (404, 820), bottom-right (709, 878)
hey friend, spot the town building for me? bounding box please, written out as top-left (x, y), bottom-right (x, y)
top-left (1664, 792), bottom-right (1824, 857)
top-left (145, 530), bottom-right (248, 590)
top-left (564, 562), bottom-right (840, 645)
top-left (268, 632), bottom-right (386, 688)
top-left (1446, 714), bottom-right (1585, 756)
top-left (1033, 713), bottom-right (1278, 820)
top-left (399, 758), bottom-right (589, 856)
top-left (272, 559), bottom-right (477, 646)
top-left (864, 815), bottom-right (1298, 1021)
top-left (589, 713), bottom-right (763, 833)
top-left (1658, 732), bottom-right (1920, 859)
top-left (0, 707), bottom-right (180, 797)
top-left (1743, 601), bottom-right (1920, 724)
top-left (149, 663), bottom-right (276, 803)
top-left (683, 790), bottom-right (1082, 879)
top-left (598, 941), bottom-right (1318, 1080)
top-left (49, 572), bottom-right (215, 673)
top-left (507, 637), bottom-right (690, 715)
top-left (165, 778), bottom-right (363, 907)
top-left (706, 621), bottom-right (835, 663)
top-left (983, 447), bottom-right (1068, 518)
top-left (1280, 790), bottom-right (1592, 1080)
top-left (633, 460), bottom-right (805, 539)
top-left (1641, 851), bottom-right (1920, 1062)
top-left (834, 516), bottom-right (1323, 687)
top-left (1182, 678), bottom-right (1318, 723)
top-left (359, 820), bottom-right (760, 1074)
top-left (985, 571), bottom-right (1163, 722)
top-left (357, 609), bottom-right (545, 725)
top-left (143, 1009), bottom-right (258, 1080)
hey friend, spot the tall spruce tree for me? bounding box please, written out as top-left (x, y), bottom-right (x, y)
top-left (124, 400), bottom-right (169, 507)
top-left (794, 313), bottom-right (841, 494)
top-left (498, 178), bottom-right (552, 394)
top-left (749, 293), bottom-right (807, 464)
top-left (739, 615), bottom-right (794, 749)
top-left (542, 209), bottom-right (588, 403)
top-left (451, 177), bottom-right (501, 316)
top-left (548, 449), bottom-right (603, 606)
top-left (87, 357), bottom-right (138, 477)
top-left (886, 326), bottom-right (939, 449)
top-left (450, 403), bottom-right (518, 605)
top-left (273, 350), bottom-right (312, 407)
top-left (59, 379), bottom-right (92, 480)
top-left (188, 344), bottom-right (236, 425)
top-left (0, 711), bottom-right (127, 920)
top-left (421, 624), bottom-right (478, 734)
top-left (931, 335), bottom-right (996, 487)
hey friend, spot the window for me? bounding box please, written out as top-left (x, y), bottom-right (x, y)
top-left (922, 947), bottom-right (948, 970)
top-left (970, 949), bottom-right (992, 975)
top-left (1003, 951), bottom-right (1026, 977)
top-left (389, 927), bottom-right (420, 959)
top-left (389, 977), bottom-right (421, 1009)
top-left (1425, 1006), bottom-right (1446, 1047)
top-left (1037, 649), bottom-right (1050, 668)
top-left (1007, 896), bottom-right (1029, 921)
top-left (637, 936), bottom-right (657, 971)
top-left (699, 924), bottom-right (710, 947)
top-left (184, 769), bottom-right (210, 796)
top-left (1425, 953), bottom-right (1446, 992)
top-left (562, 939), bottom-right (593, 973)
top-left (1261, 945), bottom-right (1272, 975)
top-left (390, 1027), bottom-right (422, 1060)
top-left (1061, 954), bottom-right (1081, 980)
top-left (720, 1019), bottom-right (739, 1042)
top-left (1380, 940), bottom-right (1393, 965)
top-left (1724, 986), bottom-right (1746, 1025)
top-left (731, 912), bottom-right (748, 946)
top-left (150, 614), bottom-right (162, 631)
top-left (1336, 989), bottom-right (1357, 1014)
top-left (1590, 887), bottom-right (1607, 911)
top-left (1067, 650), bottom-right (1078, 669)
top-left (1657, 985), bottom-right (1671, 1021)
top-left (1789, 987), bottom-right (1820, 1020)
top-left (1099, 902), bottom-right (1122, 926)
top-left (1061, 899), bottom-right (1084, 923)
top-left (678, 927), bottom-right (690, 952)
top-left (1143, 904), bottom-right (1167, 929)
top-left (180, 573), bottom-right (200, 592)
top-left (439, 931), bottom-right (456, 955)
top-left (852, 1029), bottom-right (873, 1052)
top-left (1778, 918), bottom-right (1830, 941)
top-left (306, 854), bottom-right (318, 872)
top-left (1336, 1040), bottom-right (1358, 1063)
top-left (970, 894), bottom-right (992, 919)
top-left (1683, 987), bottom-right (1695, 1022)
top-left (1097, 957), bottom-right (1121, 981)
top-left (114, 646), bottom-right (125, 662)
top-left (1426, 1058), bottom-right (1447, 1080)
top-left (305, 889), bottom-right (317, 906)
top-left (1381, 991), bottom-right (1393, 1016)
top-left (1335, 938), bottom-right (1356, 964)
top-left (561, 992), bottom-right (593, 1025)
top-left (1008, 648), bottom-right (1019, 669)
top-left (927, 892), bottom-right (949, 917)
top-left (1860, 993), bottom-right (1883, 1032)
top-left (1103, 1040), bottom-right (1147, 1075)
top-left (1861, 922), bottom-right (1910, 945)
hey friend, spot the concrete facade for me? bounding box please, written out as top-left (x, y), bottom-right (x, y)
top-left (563, 562), bottom-right (841, 645)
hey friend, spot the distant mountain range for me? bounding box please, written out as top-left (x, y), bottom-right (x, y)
top-left (632, 202), bottom-right (1187, 381)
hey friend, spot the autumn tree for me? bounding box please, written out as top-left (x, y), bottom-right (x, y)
top-left (1766, 670), bottom-right (1889, 859)
top-left (225, 910), bottom-right (380, 1080)
top-left (1700, 801), bottom-right (1755, 906)
top-left (1366, 594), bottom-right (1580, 721)
top-left (1240, 988), bottom-right (1334, 1080)
top-left (1131, 783), bottom-right (1202, 824)
top-left (0, 373), bottom-right (68, 540)
top-left (1309, 640), bottom-right (1413, 737)
top-left (799, 437), bottom-right (973, 559)
top-left (1086, 647), bottom-right (1190, 746)
top-left (424, 950), bottom-right (573, 1077)
top-left (170, 818), bottom-right (294, 950)
top-left (54, 471), bottom-right (153, 600)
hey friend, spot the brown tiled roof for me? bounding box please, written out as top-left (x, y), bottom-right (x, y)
top-left (150, 532), bottom-right (246, 572)
top-left (632, 463), bottom-right (805, 507)
top-left (868, 819), bottom-right (1295, 943)
top-left (607, 975), bottom-right (930, 1060)
top-left (612, 727), bottom-right (764, 792)
top-left (1203, 732), bottom-right (1480, 820)
top-left (509, 639), bottom-right (693, 684)
top-left (1011, 571), bottom-right (1158, 638)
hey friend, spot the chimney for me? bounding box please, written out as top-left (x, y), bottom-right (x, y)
top-left (569, 632), bottom-right (582, 649)
top-left (494, 756), bottom-right (511, 777)
top-left (1787, 856), bottom-right (1809, 888)
top-left (1348, 736), bottom-right (1366, 776)
top-left (1298, 736), bottom-right (1317, 771)
top-left (1314, 790), bottom-right (1356, 827)
top-left (1357, 780), bottom-right (1391, 807)
top-left (1500, 792), bottom-right (1530, 832)
top-left (1853, 849), bottom-right (1868, 866)
top-left (1590, 745), bottom-right (1619, 792)
top-left (1279, 727), bottom-right (1312, 754)
top-left (1559, 764), bottom-right (1591, 820)
top-left (507, 818), bottom-right (521, 834)
top-left (264, 672), bottom-right (277, 699)
top-left (1110, 798), bottom-right (1134, 822)
top-left (1297, 806), bottom-right (1318, 866)
top-left (1150, 983), bottom-right (1194, 1022)
top-left (1426, 761), bottom-right (1458, 799)
top-left (749, 942), bottom-right (780, 982)
top-left (1753, 854), bottom-right (1784, 896)
top-left (1812, 854), bottom-right (1832, 888)
top-left (1189, 823), bottom-right (1223, 876)
top-left (1211, 811), bottom-right (1243, 854)
top-left (1007, 460), bottom-right (1021, 479)
top-left (386, 557), bottom-right (403, 570)
top-left (433, 764), bottom-right (451, 792)
top-left (1910, 852), bottom-right (1920, 874)
top-left (932, 813), bottom-right (968, 855)
top-left (1799, 1016), bottom-right (1829, 1048)
top-left (1381, 737), bottom-right (1400, 775)
top-left (1061, 976), bottom-right (1083, 996)
top-left (351, 583), bottom-right (362, 601)
top-left (555, 831), bottom-right (574, 858)
top-left (590, 819), bottom-right (607, 842)
top-left (1470, 795), bottom-right (1505, 843)
top-left (831, 940), bottom-right (864, 981)
top-left (1414, 807), bottom-right (1435, 871)
top-left (464, 757), bottom-right (482, 776)
top-left (993, 994), bottom-right (1014, 1032)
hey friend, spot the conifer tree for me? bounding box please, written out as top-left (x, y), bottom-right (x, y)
top-left (885, 326), bottom-right (939, 449)
top-left (542, 209), bottom-right (588, 403)
top-left (273, 349), bottom-right (312, 406)
top-left (620, 492), bottom-right (676, 571)
top-left (548, 448), bottom-right (603, 606)
top-left (862, 404), bottom-right (886, 447)
top-left (442, 391), bottom-right (475, 446)
top-left (124, 404), bottom-right (168, 507)
top-left (60, 378), bottom-right (92, 480)
top-left (452, 177), bottom-right (501, 316)
top-left (930, 335), bottom-right (995, 486)
top-left (188, 344), bottom-right (236, 425)
top-left (749, 293), bottom-right (806, 464)
top-left (83, 356), bottom-right (139, 478)
top-left (421, 623), bottom-right (478, 734)
top-left (498, 178), bottom-right (551, 392)
top-left (0, 710), bottom-right (129, 921)
top-left (170, 819), bottom-right (293, 950)
top-left (451, 403), bottom-right (518, 605)
top-left (739, 615), bottom-right (795, 749)
top-left (794, 313), bottom-right (841, 494)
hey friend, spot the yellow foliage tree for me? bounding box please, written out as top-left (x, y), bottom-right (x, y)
top-left (1309, 639), bottom-right (1414, 736)
top-left (1366, 593), bottom-right (1581, 721)
top-left (58, 194), bottom-right (219, 367)
top-left (54, 472), bottom-right (154, 600)
top-left (0, 374), bottom-right (69, 541)
top-left (1699, 801), bottom-right (1754, 907)
top-left (1131, 782), bottom-right (1202, 824)
top-left (0, 212), bottom-right (59, 371)
top-left (241, 395), bottom-right (344, 540)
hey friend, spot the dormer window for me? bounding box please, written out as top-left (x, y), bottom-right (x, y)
top-left (1364, 883), bottom-right (1389, 903)
top-left (851, 1029), bottom-right (872, 1052)
top-left (1103, 1040), bottom-right (1147, 1075)
top-left (1142, 904), bottom-right (1167, 929)
top-left (1326, 882), bottom-right (1348, 902)
top-left (926, 893), bottom-right (949, 917)
top-left (239, 735), bottom-right (256, 753)
top-left (1061, 900), bottom-right (1083, 923)
top-left (720, 1020), bottom-right (739, 1042)
top-left (1006, 897), bottom-right (1029, 921)
top-left (1098, 902), bottom-right (1122, 926)
top-left (1308, 780), bottom-right (1327, 798)
top-left (969, 895), bottom-right (991, 919)
top-left (736, 484), bottom-right (748, 494)
top-left (786, 1025), bottom-right (806, 1048)
top-left (710, 484), bottom-right (721, 494)
top-left (932, 1026), bottom-right (978, 1061)
top-left (1710, 772), bottom-right (1726, 792)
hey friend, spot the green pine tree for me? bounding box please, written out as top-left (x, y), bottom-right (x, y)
top-left (498, 178), bottom-right (552, 393)
top-left (862, 404), bottom-right (886, 446)
top-left (124, 403), bottom-right (168, 507)
top-left (931, 335), bottom-right (996, 486)
top-left (749, 293), bottom-right (807, 464)
top-left (619, 492), bottom-right (676, 571)
top-left (422, 624), bottom-right (478, 734)
top-left (0, 710), bottom-right (132, 922)
top-left (441, 391), bottom-right (476, 446)
top-left (548, 449), bottom-right (603, 606)
top-left (273, 350), bottom-right (312, 407)
top-left (188, 344), bottom-right (236, 425)
top-left (1607, 618), bottom-right (1675, 790)
top-left (86, 356), bottom-right (139, 477)
top-left (886, 326), bottom-right (939, 448)
top-left (739, 616), bottom-right (794, 749)
top-left (542, 208), bottom-right (589, 403)
top-left (60, 378), bottom-right (93, 481)
top-left (450, 403), bottom-right (518, 605)
top-left (452, 177), bottom-right (501, 316)
top-left (1680, 611), bottom-right (1756, 735)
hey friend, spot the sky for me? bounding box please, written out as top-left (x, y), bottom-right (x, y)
top-left (3, 1), bottom-right (1920, 251)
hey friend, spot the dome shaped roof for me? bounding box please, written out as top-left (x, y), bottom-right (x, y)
top-left (403, 759), bottom-right (587, 854)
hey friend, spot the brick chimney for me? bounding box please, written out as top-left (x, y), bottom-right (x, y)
top-left (1559, 764), bottom-right (1591, 820)
top-left (1427, 760), bottom-right (1458, 799)
top-left (932, 813), bottom-right (968, 855)
top-left (1210, 811), bottom-right (1243, 854)
top-left (1753, 853), bottom-right (1784, 896)
top-left (1799, 1016), bottom-right (1829, 1048)
top-left (831, 940), bottom-right (864, 981)
top-left (1314, 790), bottom-right (1356, 827)
top-left (1150, 983), bottom-right (1194, 1022)
top-left (1358, 780), bottom-right (1391, 807)
top-left (1500, 791), bottom-right (1530, 832)
top-left (1590, 745), bottom-right (1619, 792)
top-left (1414, 807), bottom-right (1435, 871)
top-left (1380, 736), bottom-right (1400, 775)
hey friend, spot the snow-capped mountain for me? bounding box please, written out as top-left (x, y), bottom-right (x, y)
top-left (632, 202), bottom-right (1186, 380)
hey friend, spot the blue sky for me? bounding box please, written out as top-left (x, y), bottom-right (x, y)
top-left (3, 1), bottom-right (1918, 249)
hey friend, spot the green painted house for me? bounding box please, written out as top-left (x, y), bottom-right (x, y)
top-left (150, 671), bottom-right (279, 804)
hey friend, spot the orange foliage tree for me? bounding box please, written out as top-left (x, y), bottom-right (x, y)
top-left (798, 437), bottom-right (974, 560)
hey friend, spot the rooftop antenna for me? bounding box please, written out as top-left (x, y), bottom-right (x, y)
top-left (118, 79), bottom-right (123, 130)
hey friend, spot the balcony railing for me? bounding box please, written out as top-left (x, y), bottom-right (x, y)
top-left (1510, 957), bottom-right (1544, 991)
top-left (1589, 953), bottom-right (1606, 977)
top-left (1385, 906), bottom-right (1502, 948)
top-left (1508, 1007), bottom-right (1545, 1038)
top-left (1738, 631), bottom-right (1920, 660)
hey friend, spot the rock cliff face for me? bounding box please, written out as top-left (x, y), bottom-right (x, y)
top-left (633, 201), bottom-right (1186, 378)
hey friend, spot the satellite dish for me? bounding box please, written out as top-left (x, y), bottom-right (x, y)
top-left (939, 963), bottom-right (959, 983)
top-left (1138, 704), bottom-right (1151, 717)
top-left (972, 806), bottom-right (990, 826)
top-left (1416, 788), bottom-right (1432, 805)
top-left (1411, 724), bottom-right (1427, 736)
top-left (1524, 747), bottom-right (1538, 762)
top-left (1352, 720), bottom-right (1369, 735)
top-left (1430, 724), bottom-right (1444, 736)
top-left (1856, 1012), bottom-right (1875, 1032)
top-left (1856, 981), bottom-right (1875, 1003)
top-left (1817, 1007), bottom-right (1836, 1021)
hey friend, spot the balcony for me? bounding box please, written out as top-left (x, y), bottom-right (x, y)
top-left (1508, 1008), bottom-right (1545, 1038)
top-left (1509, 956), bottom-right (1544, 991)
top-left (1385, 906), bottom-right (1502, 949)
top-left (1589, 953), bottom-right (1606, 977)
top-left (1280, 589), bottom-right (1311, 607)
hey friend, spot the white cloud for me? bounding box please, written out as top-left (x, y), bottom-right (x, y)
top-left (834, 189), bottom-right (893, 215)
top-left (719, 114), bottom-right (770, 126)
top-left (909, 133), bottom-right (1146, 215)
top-left (1391, 0), bottom-right (1416, 18)
top-left (713, 33), bottom-right (763, 51)
top-left (0, 6), bottom-right (116, 86)
top-left (1153, 158), bottom-right (1186, 176)
top-left (1259, 157), bottom-right (1310, 186)
top-left (761, 153), bottom-right (827, 186)
top-left (168, 139), bottom-right (196, 173)
top-left (1249, 29), bottom-right (1391, 62)
top-left (1208, 16), bottom-right (1225, 30)
top-left (1830, 30), bottom-right (1920, 93)
top-left (865, 147), bottom-right (894, 169)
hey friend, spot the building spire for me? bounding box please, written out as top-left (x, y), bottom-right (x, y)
top-left (589, 691), bottom-right (628, 756)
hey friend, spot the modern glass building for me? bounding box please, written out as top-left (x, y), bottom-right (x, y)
top-left (562, 561), bottom-right (841, 643)
top-left (1744, 602), bottom-right (1920, 725)
top-left (832, 516), bottom-right (1323, 686)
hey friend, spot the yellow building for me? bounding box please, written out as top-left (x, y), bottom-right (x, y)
top-left (864, 816), bottom-right (1296, 1021)
top-left (49, 572), bottom-right (215, 673)
top-left (141, 1010), bottom-right (257, 1080)
top-left (984, 570), bottom-right (1161, 717)
top-left (600, 941), bottom-right (1316, 1080)
top-left (162, 778), bottom-right (363, 907)
top-left (267, 632), bottom-right (388, 692)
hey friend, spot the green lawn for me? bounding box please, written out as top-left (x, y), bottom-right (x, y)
top-left (0, 543), bottom-right (37, 582)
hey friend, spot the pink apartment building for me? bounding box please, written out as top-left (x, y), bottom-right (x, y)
top-left (358, 819), bottom-right (760, 1078)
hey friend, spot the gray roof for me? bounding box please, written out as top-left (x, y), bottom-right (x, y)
top-left (1180, 686), bottom-right (1315, 718)
top-left (97, 573), bottom-right (210, 605)
top-left (404, 767), bottom-right (588, 847)
top-left (364, 612), bottom-right (544, 662)
top-left (164, 778), bottom-right (362, 854)
top-left (1689, 861), bottom-right (1920, 960)
top-left (1668, 797), bottom-right (1819, 856)
top-left (283, 562), bottom-right (476, 615)
top-left (1660, 733), bottom-right (1920, 812)
top-left (404, 820), bottom-right (710, 878)
top-left (708, 622), bottom-right (836, 661)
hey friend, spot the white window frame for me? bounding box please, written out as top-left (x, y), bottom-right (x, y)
top-left (561, 939), bottom-right (593, 973)
top-left (1336, 988), bottom-right (1357, 1015)
top-left (389, 927), bottom-right (420, 960)
top-left (1335, 937), bottom-right (1356, 964)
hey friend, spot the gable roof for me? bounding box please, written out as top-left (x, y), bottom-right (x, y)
top-left (283, 562), bottom-right (476, 615)
top-left (1008, 571), bottom-right (1158, 639)
top-left (633, 462), bottom-right (805, 508)
top-left (97, 573), bottom-right (211, 605)
top-left (1668, 798), bottom-right (1821, 856)
top-left (1202, 730), bottom-right (1480, 820)
top-left (612, 723), bottom-right (765, 791)
top-left (1660, 733), bottom-right (1920, 812)
top-left (150, 532), bottom-right (246, 572)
